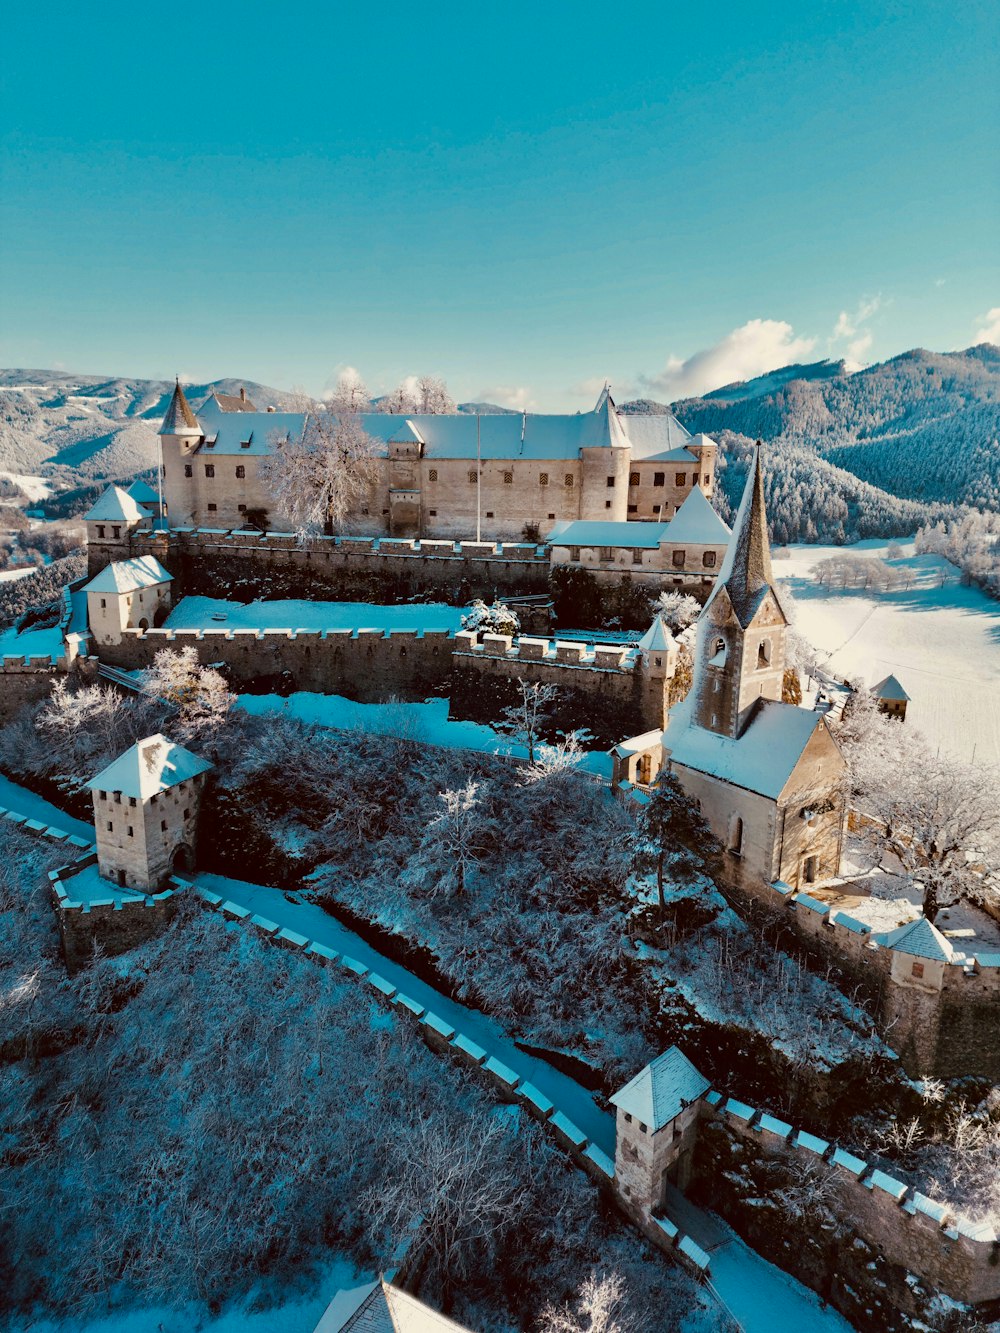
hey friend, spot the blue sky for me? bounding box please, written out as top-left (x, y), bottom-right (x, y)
top-left (1, 0), bottom-right (997, 408)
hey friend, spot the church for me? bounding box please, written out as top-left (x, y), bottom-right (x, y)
top-left (615, 447), bottom-right (848, 893)
top-left (156, 381), bottom-right (718, 540)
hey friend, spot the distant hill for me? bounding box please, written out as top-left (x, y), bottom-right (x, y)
top-left (699, 358), bottom-right (846, 403)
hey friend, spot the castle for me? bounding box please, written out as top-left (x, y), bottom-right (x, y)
top-left (158, 381), bottom-right (719, 539)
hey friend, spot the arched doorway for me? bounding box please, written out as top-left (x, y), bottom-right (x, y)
top-left (172, 843), bottom-right (195, 875)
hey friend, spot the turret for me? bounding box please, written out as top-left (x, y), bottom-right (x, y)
top-left (635, 614), bottom-right (678, 730)
top-left (159, 379), bottom-right (203, 526)
top-left (693, 445), bottom-right (788, 738)
top-left (580, 387), bottom-right (631, 522)
top-left (83, 485), bottom-right (153, 573)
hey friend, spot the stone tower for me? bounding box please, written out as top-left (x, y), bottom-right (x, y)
top-left (83, 485), bottom-right (155, 574)
top-left (159, 379), bottom-right (204, 526)
top-left (87, 735), bottom-right (212, 891)
top-left (579, 389), bottom-right (633, 522)
top-left (635, 614), bottom-right (679, 731)
top-left (693, 445), bottom-right (788, 739)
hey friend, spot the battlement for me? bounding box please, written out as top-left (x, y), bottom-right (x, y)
top-left (453, 628), bottom-right (639, 674)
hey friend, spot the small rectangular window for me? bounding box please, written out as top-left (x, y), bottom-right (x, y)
top-left (429, 509), bottom-right (437, 516)
top-left (428, 468), bottom-right (438, 482)
top-left (240, 436), bottom-right (252, 448)
top-left (129, 797), bottom-right (136, 807)
top-left (469, 470), bottom-right (478, 483)
top-left (703, 550), bottom-right (717, 568)
top-left (205, 464), bottom-right (215, 478)
top-left (605, 500), bottom-right (612, 509)
top-left (161, 820), bottom-right (167, 832)
top-left (112, 526), bottom-right (121, 539)
top-left (114, 793), bottom-right (121, 804)
top-left (485, 510), bottom-right (494, 518)
top-left (672, 549), bottom-right (686, 568)
top-left (624, 1112), bottom-right (632, 1123)
top-left (238, 503), bottom-right (246, 512)
top-left (207, 503), bottom-right (218, 512)
top-left (564, 473), bottom-right (574, 487)
top-left (912, 961), bottom-right (925, 978)
top-left (127, 826), bottom-right (134, 838)
top-left (184, 808), bottom-right (191, 819)
top-left (632, 549), bottom-right (643, 564)
top-left (627, 504), bottom-right (638, 514)
top-left (606, 476), bottom-right (615, 488)
top-left (503, 471), bottom-right (513, 484)
top-left (107, 821), bottom-right (113, 831)
top-left (601, 547), bottom-right (613, 561)
top-left (204, 437), bottom-right (215, 448)
top-left (692, 472), bottom-right (700, 484)
top-left (539, 472), bottom-right (548, 486)
top-left (235, 465), bottom-right (245, 479)
top-left (100, 598), bottom-right (106, 609)
top-left (184, 464), bottom-right (193, 478)
top-left (96, 524), bottom-right (106, 539)
top-left (653, 472), bottom-right (664, 487)
top-left (675, 472), bottom-right (686, 486)
top-left (629, 471), bottom-right (639, 486)
top-left (547, 512), bottom-right (555, 520)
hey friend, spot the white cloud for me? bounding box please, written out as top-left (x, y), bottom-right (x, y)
top-left (475, 384), bottom-right (536, 410)
top-left (935, 277), bottom-right (947, 288)
top-left (570, 375), bottom-right (613, 402)
top-left (638, 319), bottom-right (817, 401)
top-left (974, 307), bottom-right (1000, 345)
top-left (829, 294), bottom-right (883, 369)
top-left (846, 331), bottom-right (873, 364)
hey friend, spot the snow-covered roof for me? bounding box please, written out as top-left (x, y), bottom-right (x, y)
top-left (637, 616), bottom-right (676, 653)
top-left (159, 380), bottom-right (202, 436)
top-left (618, 412), bottom-right (693, 459)
top-left (610, 1046), bottom-right (711, 1131)
top-left (872, 673), bottom-right (910, 702)
top-left (208, 388), bottom-right (257, 413)
top-left (314, 1278), bottom-right (470, 1333)
top-left (610, 728), bottom-right (663, 758)
top-left (663, 486), bottom-right (732, 546)
top-left (547, 519), bottom-right (670, 549)
top-left (874, 916), bottom-right (954, 962)
top-left (87, 734), bottom-right (212, 800)
top-left (126, 479), bottom-right (160, 505)
top-left (83, 555), bottom-right (173, 595)
top-left (84, 485), bottom-right (152, 524)
top-left (664, 697), bottom-right (827, 800)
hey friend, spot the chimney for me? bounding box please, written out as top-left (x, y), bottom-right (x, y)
top-left (240, 386), bottom-right (246, 403)
top-left (267, 405), bottom-right (275, 413)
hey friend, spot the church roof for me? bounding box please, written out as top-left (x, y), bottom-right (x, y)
top-left (87, 734), bottom-right (212, 801)
top-left (664, 697), bottom-right (828, 800)
top-left (547, 519), bottom-right (670, 549)
top-left (637, 616), bottom-right (676, 653)
top-left (83, 554), bottom-right (172, 595)
top-left (159, 380), bottom-right (201, 436)
top-left (872, 674), bottom-right (910, 702)
top-left (874, 916), bottom-right (954, 962)
top-left (84, 485), bottom-right (151, 524)
top-left (610, 1046), bottom-right (711, 1131)
top-left (705, 445), bottom-right (775, 628)
top-left (664, 486), bottom-right (732, 545)
top-left (314, 1279), bottom-right (471, 1333)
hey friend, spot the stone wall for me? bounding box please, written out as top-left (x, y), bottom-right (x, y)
top-left (0, 660), bottom-right (61, 723)
top-left (691, 1091), bottom-right (1000, 1324)
top-left (50, 853), bottom-right (185, 974)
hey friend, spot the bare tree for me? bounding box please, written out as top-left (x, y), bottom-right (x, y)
top-left (537, 1272), bottom-right (632, 1333)
top-left (141, 646), bottom-right (235, 739)
top-left (379, 374), bottom-right (455, 415)
top-left (419, 780), bottom-right (483, 896)
top-left (326, 367), bottom-right (371, 413)
top-left (496, 679), bottom-right (560, 762)
top-left (259, 409), bottom-right (381, 535)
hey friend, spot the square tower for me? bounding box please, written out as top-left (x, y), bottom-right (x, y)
top-left (87, 735), bottom-right (212, 891)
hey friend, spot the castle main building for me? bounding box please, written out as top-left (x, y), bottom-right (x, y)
top-left (159, 383), bottom-right (718, 540)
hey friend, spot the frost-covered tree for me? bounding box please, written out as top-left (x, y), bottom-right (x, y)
top-left (460, 598), bottom-right (520, 637)
top-left (259, 409), bottom-right (381, 534)
top-left (326, 368), bottom-right (371, 414)
top-left (495, 679), bottom-right (560, 762)
top-left (379, 374), bottom-right (455, 415)
top-left (412, 780), bottom-right (485, 896)
top-left (141, 646), bottom-right (235, 739)
top-left (651, 590), bottom-right (700, 632)
top-left (639, 770), bottom-right (719, 928)
top-left (518, 731), bottom-right (587, 786)
top-left (537, 1272), bottom-right (632, 1333)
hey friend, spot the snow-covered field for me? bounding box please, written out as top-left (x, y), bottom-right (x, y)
top-left (0, 470), bottom-right (53, 502)
top-left (0, 565), bottom-right (36, 584)
top-left (0, 621), bottom-right (64, 660)
top-left (776, 537), bottom-right (1000, 768)
top-left (165, 597), bottom-right (465, 634)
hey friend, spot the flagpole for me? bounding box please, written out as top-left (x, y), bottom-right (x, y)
top-left (476, 414), bottom-right (482, 543)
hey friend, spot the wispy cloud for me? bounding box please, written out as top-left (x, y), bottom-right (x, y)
top-left (637, 319), bottom-right (816, 401)
top-left (829, 294), bottom-right (883, 370)
top-left (475, 384), bottom-right (536, 410)
top-left (974, 307), bottom-right (1000, 345)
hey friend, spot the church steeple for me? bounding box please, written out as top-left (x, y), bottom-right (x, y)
top-left (159, 378), bottom-right (201, 438)
top-left (693, 444), bottom-right (788, 738)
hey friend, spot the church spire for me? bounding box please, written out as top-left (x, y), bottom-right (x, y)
top-left (712, 442), bottom-right (773, 628)
top-left (159, 378), bottom-right (201, 436)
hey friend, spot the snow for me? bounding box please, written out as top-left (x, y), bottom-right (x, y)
top-left (664, 697), bottom-right (823, 799)
top-left (58, 861), bottom-right (148, 906)
top-left (164, 597), bottom-right (465, 634)
top-left (0, 621), bottom-right (64, 661)
top-left (662, 486), bottom-right (732, 545)
top-left (549, 519), bottom-right (671, 549)
top-left (234, 692), bottom-right (614, 780)
top-left (0, 565), bottom-right (37, 583)
top-left (777, 537), bottom-right (1000, 766)
top-left (0, 471), bottom-right (53, 501)
top-left (82, 555), bottom-right (172, 595)
top-left (87, 735), bottom-right (212, 799)
top-left (0, 775), bottom-right (94, 842)
top-left (609, 1046), bottom-right (711, 1130)
top-left (83, 486), bottom-right (151, 524)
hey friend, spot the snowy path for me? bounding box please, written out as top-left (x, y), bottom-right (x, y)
top-left (195, 870), bottom-right (854, 1333)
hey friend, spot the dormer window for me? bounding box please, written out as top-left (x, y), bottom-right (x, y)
top-left (205, 437), bottom-right (215, 448)
top-left (240, 434), bottom-right (253, 448)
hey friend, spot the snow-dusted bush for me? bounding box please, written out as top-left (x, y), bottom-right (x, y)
top-left (460, 597), bottom-right (521, 637)
top-left (141, 645), bottom-right (235, 738)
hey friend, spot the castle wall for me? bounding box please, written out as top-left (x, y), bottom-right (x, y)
top-left (50, 854), bottom-right (185, 974)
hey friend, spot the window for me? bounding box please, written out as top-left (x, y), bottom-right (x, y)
top-left (469, 470), bottom-right (477, 484)
top-left (502, 471), bottom-right (513, 484)
top-left (638, 1122), bottom-right (648, 1135)
top-left (100, 598), bottom-right (106, 610)
top-left (703, 550), bottom-right (717, 568)
top-left (912, 961), bottom-right (925, 979)
top-left (204, 437), bottom-right (215, 448)
top-left (673, 1123), bottom-right (683, 1141)
top-left (564, 473), bottom-right (574, 487)
top-left (161, 820), bottom-right (167, 832)
top-left (606, 476), bottom-right (615, 488)
top-left (96, 524), bottom-right (106, 539)
top-left (605, 500), bottom-right (612, 509)
top-left (129, 797), bottom-right (136, 807)
top-left (624, 1112), bottom-right (633, 1123)
top-left (629, 471), bottom-right (640, 486)
top-left (207, 503), bottom-right (217, 512)
top-left (547, 512), bottom-right (555, 520)
top-left (632, 548), bottom-right (644, 564)
top-left (653, 472), bottom-right (665, 487)
top-left (429, 509), bottom-right (437, 516)
top-left (112, 526), bottom-right (121, 539)
top-left (428, 468), bottom-right (438, 482)
top-left (184, 464), bottom-right (193, 478)
top-left (127, 826), bottom-right (134, 838)
top-left (539, 472), bottom-right (549, 485)
top-left (485, 510), bottom-right (494, 518)
top-left (205, 464), bottom-right (215, 478)
top-left (675, 472), bottom-right (686, 486)
top-left (240, 436), bottom-right (252, 448)
top-left (114, 793), bottom-right (121, 805)
top-left (107, 821), bottom-right (113, 832)
top-left (238, 503), bottom-right (246, 512)
top-left (692, 472), bottom-right (700, 484)
top-left (757, 640), bottom-right (771, 668)
top-left (601, 547), bottom-right (613, 561)
top-left (627, 504), bottom-right (638, 514)
top-left (183, 808), bottom-right (190, 820)
top-left (672, 549), bottom-right (686, 568)
top-left (235, 465), bottom-right (245, 479)
top-left (728, 815), bottom-right (744, 855)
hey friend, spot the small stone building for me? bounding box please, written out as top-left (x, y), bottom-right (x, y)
top-left (82, 554), bottom-right (173, 646)
top-left (610, 1045), bottom-right (711, 1213)
top-left (87, 734), bottom-right (211, 891)
top-left (83, 484), bottom-right (152, 549)
top-left (871, 673), bottom-right (909, 720)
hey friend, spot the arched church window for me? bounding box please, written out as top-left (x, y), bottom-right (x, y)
top-left (757, 640), bottom-right (771, 669)
top-left (728, 815), bottom-right (744, 855)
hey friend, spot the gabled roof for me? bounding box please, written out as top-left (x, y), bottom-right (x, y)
top-left (126, 479), bottom-right (160, 505)
top-left (872, 674), bottom-right (910, 702)
top-left (84, 485), bottom-right (152, 524)
top-left (664, 697), bottom-right (832, 800)
top-left (664, 486), bottom-right (732, 546)
top-left (620, 412), bottom-right (694, 460)
top-left (159, 380), bottom-right (201, 436)
top-left (637, 616), bottom-right (676, 653)
top-left (211, 388), bottom-right (257, 412)
top-left (610, 728), bottom-right (663, 758)
top-left (874, 916), bottom-right (954, 962)
top-left (705, 445), bottom-right (777, 628)
top-left (315, 1278), bottom-right (471, 1333)
top-left (87, 734), bottom-right (212, 800)
top-left (83, 555), bottom-right (172, 595)
top-left (610, 1046), bottom-right (711, 1131)
top-left (547, 519), bottom-right (670, 550)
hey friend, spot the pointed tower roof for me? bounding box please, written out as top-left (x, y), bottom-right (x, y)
top-left (610, 1046), bottom-right (711, 1132)
top-left (593, 381), bottom-right (612, 412)
top-left (84, 485), bottom-right (152, 524)
top-left (872, 673), bottom-right (910, 702)
top-left (665, 485), bottom-right (732, 545)
top-left (159, 379), bottom-right (201, 436)
top-left (875, 916), bottom-right (954, 962)
top-left (637, 615), bottom-right (677, 654)
top-left (707, 444), bottom-right (775, 627)
top-left (86, 734), bottom-right (212, 801)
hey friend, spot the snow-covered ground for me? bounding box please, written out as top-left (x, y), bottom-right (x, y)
top-left (0, 775), bottom-right (94, 841)
top-left (164, 597), bottom-right (465, 634)
top-left (0, 565), bottom-right (37, 584)
top-left (777, 537), bottom-right (1000, 767)
top-left (236, 692), bottom-right (615, 779)
top-left (0, 621), bottom-right (64, 660)
top-left (0, 470), bottom-right (53, 502)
